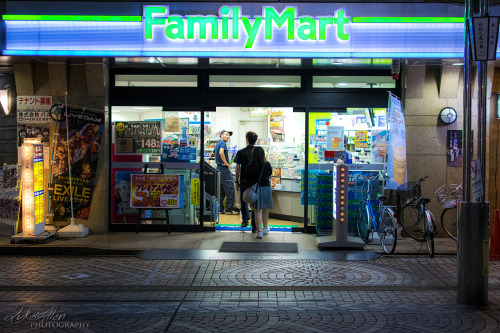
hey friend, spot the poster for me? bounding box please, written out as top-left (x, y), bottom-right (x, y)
top-left (371, 130), bottom-right (389, 163)
top-left (17, 96), bottom-right (53, 124)
top-left (50, 108), bottom-right (104, 221)
top-left (130, 174), bottom-right (184, 208)
top-left (326, 126), bottom-right (344, 151)
top-left (17, 125), bottom-right (50, 145)
top-left (386, 94), bottom-right (407, 190)
top-left (354, 130), bottom-right (369, 149)
top-left (447, 130), bottom-right (463, 167)
top-left (114, 121), bottom-right (162, 154)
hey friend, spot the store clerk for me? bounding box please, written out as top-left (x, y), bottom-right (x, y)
top-left (215, 130), bottom-right (239, 215)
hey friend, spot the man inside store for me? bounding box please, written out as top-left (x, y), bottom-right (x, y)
top-left (234, 131), bottom-right (258, 231)
top-left (215, 130), bottom-right (239, 215)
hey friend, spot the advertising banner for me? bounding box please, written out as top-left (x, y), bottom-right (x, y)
top-left (50, 108), bottom-right (104, 220)
top-left (17, 96), bottom-right (53, 124)
top-left (130, 174), bottom-right (184, 209)
top-left (114, 121), bottom-right (162, 154)
top-left (447, 130), bottom-right (463, 167)
top-left (371, 130), bottom-right (389, 163)
top-left (326, 126), bottom-right (344, 151)
top-left (386, 94), bottom-right (407, 190)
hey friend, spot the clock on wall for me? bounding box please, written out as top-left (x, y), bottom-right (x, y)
top-left (439, 107), bottom-right (457, 125)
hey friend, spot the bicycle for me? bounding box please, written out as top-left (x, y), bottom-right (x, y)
top-left (397, 176), bottom-right (437, 257)
top-left (356, 174), bottom-right (398, 255)
top-left (435, 183), bottom-right (462, 241)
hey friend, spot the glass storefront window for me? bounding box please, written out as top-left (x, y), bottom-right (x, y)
top-left (313, 76), bottom-right (395, 89)
top-left (209, 76), bottom-right (301, 88)
top-left (115, 75), bottom-right (198, 87)
top-left (111, 107), bottom-right (202, 226)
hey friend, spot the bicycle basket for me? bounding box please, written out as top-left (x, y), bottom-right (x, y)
top-left (435, 184), bottom-right (461, 208)
top-left (397, 181), bottom-right (420, 205)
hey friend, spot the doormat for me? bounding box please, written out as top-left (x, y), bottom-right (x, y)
top-left (219, 242), bottom-right (298, 253)
top-left (216, 224), bottom-right (296, 231)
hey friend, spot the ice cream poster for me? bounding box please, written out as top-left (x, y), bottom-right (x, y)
top-left (386, 94), bottom-right (407, 190)
top-left (130, 174), bottom-right (184, 209)
top-left (326, 126), bottom-right (344, 151)
top-left (371, 130), bottom-right (389, 163)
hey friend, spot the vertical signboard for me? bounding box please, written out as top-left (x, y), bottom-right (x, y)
top-left (447, 130), bottom-right (463, 167)
top-left (50, 108), bottom-right (104, 220)
top-left (386, 94), bottom-right (407, 190)
top-left (21, 142), bottom-right (44, 235)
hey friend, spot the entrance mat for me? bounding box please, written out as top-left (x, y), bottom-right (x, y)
top-left (215, 224), bottom-right (297, 231)
top-left (219, 242), bottom-right (298, 253)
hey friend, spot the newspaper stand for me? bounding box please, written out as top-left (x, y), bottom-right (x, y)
top-left (136, 163), bottom-right (171, 235)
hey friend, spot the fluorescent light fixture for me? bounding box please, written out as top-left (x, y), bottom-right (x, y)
top-left (337, 83), bottom-right (348, 86)
top-left (0, 90), bottom-right (9, 115)
top-left (452, 62), bottom-right (464, 66)
top-left (258, 84), bottom-right (289, 88)
top-left (133, 107), bottom-right (151, 110)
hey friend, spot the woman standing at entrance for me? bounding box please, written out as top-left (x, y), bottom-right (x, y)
top-left (245, 146), bottom-right (273, 239)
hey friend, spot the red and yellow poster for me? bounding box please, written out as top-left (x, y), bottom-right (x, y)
top-left (130, 174), bottom-right (184, 208)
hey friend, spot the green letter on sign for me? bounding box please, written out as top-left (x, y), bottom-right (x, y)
top-left (265, 7), bottom-right (295, 40)
top-left (334, 9), bottom-right (349, 40)
top-left (144, 7), bottom-right (166, 39)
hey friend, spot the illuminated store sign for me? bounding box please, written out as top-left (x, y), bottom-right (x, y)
top-left (21, 140), bottom-right (45, 236)
top-left (1, 2), bottom-right (491, 57)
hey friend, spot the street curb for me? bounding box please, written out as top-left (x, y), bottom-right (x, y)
top-left (0, 246), bottom-right (142, 256)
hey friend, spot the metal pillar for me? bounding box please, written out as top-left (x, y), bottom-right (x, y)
top-left (458, 0), bottom-right (489, 306)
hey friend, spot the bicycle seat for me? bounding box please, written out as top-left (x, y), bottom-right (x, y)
top-left (419, 198), bottom-right (431, 204)
top-left (377, 194), bottom-right (390, 203)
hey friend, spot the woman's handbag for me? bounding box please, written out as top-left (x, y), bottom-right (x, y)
top-left (242, 164), bottom-right (266, 204)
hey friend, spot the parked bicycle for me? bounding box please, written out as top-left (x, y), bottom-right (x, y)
top-left (356, 173), bottom-right (398, 255)
top-left (435, 183), bottom-right (462, 241)
top-left (397, 176), bottom-right (437, 257)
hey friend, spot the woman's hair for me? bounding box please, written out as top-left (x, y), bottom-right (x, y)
top-left (250, 146), bottom-right (266, 165)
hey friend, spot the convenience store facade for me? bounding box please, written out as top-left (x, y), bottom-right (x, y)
top-left (3, 1), bottom-right (500, 235)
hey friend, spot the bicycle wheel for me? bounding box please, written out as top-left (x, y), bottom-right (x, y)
top-left (441, 208), bottom-right (458, 241)
top-left (357, 201), bottom-right (370, 243)
top-left (379, 208), bottom-right (397, 255)
top-left (424, 209), bottom-right (435, 257)
top-left (400, 205), bottom-right (425, 241)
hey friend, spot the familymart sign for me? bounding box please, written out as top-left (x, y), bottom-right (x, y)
top-left (1, 1), bottom-right (492, 58)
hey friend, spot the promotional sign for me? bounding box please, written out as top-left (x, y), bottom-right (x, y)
top-left (326, 126), bottom-right (344, 151)
top-left (17, 125), bottom-right (50, 146)
top-left (17, 96), bottom-right (53, 124)
top-left (354, 130), bottom-right (368, 149)
top-left (50, 108), bottom-right (104, 220)
top-left (115, 121), bottom-right (162, 154)
top-left (21, 142), bottom-right (44, 235)
top-left (447, 130), bottom-right (463, 167)
top-left (130, 174), bottom-right (184, 208)
top-left (386, 94), bottom-right (407, 190)
top-left (2, 3), bottom-right (475, 58)
top-left (371, 130), bottom-right (389, 163)
top-left (190, 178), bottom-right (200, 206)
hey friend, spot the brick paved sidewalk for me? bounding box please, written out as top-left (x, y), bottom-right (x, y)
top-left (0, 254), bottom-right (498, 332)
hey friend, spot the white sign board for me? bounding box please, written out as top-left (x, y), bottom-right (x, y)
top-left (17, 96), bottom-right (53, 124)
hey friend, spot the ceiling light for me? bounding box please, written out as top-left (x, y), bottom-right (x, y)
top-left (133, 107), bottom-right (151, 110)
top-left (331, 61), bottom-right (343, 65)
top-left (452, 62), bottom-right (464, 66)
top-left (258, 84), bottom-right (288, 88)
top-left (337, 83), bottom-right (347, 86)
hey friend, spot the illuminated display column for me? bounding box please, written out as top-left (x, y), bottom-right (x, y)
top-left (21, 140), bottom-right (45, 236)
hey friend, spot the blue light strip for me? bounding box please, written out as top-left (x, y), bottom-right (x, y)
top-left (1, 16), bottom-right (493, 58)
